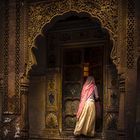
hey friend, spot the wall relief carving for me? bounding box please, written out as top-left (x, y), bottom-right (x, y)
top-left (46, 76), bottom-right (57, 108)
top-left (46, 113), bottom-right (58, 129)
top-left (26, 0), bottom-right (119, 75)
top-left (45, 69), bottom-right (61, 131)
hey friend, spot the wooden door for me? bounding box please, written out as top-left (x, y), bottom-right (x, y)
top-left (62, 48), bottom-right (83, 131)
top-left (62, 46), bottom-right (103, 132)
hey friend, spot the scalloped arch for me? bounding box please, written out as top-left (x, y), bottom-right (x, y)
top-left (26, 0), bottom-right (119, 76)
top-left (41, 11), bottom-right (102, 36)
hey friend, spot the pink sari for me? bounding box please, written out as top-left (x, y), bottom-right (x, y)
top-left (76, 80), bottom-right (95, 119)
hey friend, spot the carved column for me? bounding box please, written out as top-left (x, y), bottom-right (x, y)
top-left (117, 73), bottom-right (126, 140)
top-left (20, 76), bottom-right (29, 139)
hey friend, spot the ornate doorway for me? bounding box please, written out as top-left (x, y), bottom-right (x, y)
top-left (28, 12), bottom-right (119, 139)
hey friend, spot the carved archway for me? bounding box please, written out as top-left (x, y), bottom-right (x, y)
top-left (27, 11), bottom-right (120, 140)
top-left (26, 0), bottom-right (119, 76)
top-left (24, 0), bottom-right (120, 139)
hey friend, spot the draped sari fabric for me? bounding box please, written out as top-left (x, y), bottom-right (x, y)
top-left (74, 76), bottom-right (98, 136)
top-left (76, 80), bottom-right (95, 119)
top-left (74, 99), bottom-right (95, 136)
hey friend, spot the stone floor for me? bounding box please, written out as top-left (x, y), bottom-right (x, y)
top-left (30, 132), bottom-right (102, 140)
top-left (30, 138), bottom-right (101, 140)
top-left (30, 134), bottom-right (102, 140)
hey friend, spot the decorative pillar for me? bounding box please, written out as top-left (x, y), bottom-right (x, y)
top-left (20, 76), bottom-right (29, 139)
top-left (117, 73), bottom-right (126, 140)
top-left (44, 68), bottom-right (61, 138)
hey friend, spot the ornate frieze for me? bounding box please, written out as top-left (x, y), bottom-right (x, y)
top-left (26, 0), bottom-right (119, 75)
top-left (58, 28), bottom-right (106, 42)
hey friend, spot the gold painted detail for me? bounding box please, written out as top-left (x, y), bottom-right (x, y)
top-left (46, 113), bottom-right (58, 128)
top-left (26, 0), bottom-right (119, 74)
top-left (46, 76), bottom-right (57, 108)
top-left (45, 69), bottom-right (61, 130)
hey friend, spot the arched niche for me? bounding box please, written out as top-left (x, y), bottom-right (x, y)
top-left (25, 0), bottom-right (119, 76)
top-left (31, 11), bottom-right (111, 73)
top-left (28, 11), bottom-right (119, 139)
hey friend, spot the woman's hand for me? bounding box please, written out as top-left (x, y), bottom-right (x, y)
top-left (95, 96), bottom-right (99, 100)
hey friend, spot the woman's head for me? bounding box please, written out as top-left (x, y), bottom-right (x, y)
top-left (86, 76), bottom-right (95, 84)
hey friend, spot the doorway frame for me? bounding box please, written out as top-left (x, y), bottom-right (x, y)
top-left (60, 39), bottom-right (108, 134)
top-left (25, 3), bottom-right (120, 138)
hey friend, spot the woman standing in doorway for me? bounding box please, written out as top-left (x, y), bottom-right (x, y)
top-left (74, 76), bottom-right (99, 137)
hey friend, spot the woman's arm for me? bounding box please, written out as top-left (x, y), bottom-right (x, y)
top-left (94, 86), bottom-right (99, 100)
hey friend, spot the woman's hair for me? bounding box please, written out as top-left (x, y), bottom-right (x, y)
top-left (86, 76), bottom-right (95, 84)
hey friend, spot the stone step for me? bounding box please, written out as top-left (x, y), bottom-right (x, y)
top-left (30, 138), bottom-right (101, 140)
top-left (30, 136), bottom-right (102, 140)
top-left (29, 132), bottom-right (102, 140)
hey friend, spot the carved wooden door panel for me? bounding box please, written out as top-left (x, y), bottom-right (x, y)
top-left (62, 48), bottom-right (83, 131)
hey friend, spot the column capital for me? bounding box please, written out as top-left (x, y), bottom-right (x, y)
top-left (20, 75), bottom-right (29, 86)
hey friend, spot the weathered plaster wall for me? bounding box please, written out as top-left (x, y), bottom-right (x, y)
top-left (29, 76), bottom-right (46, 138)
